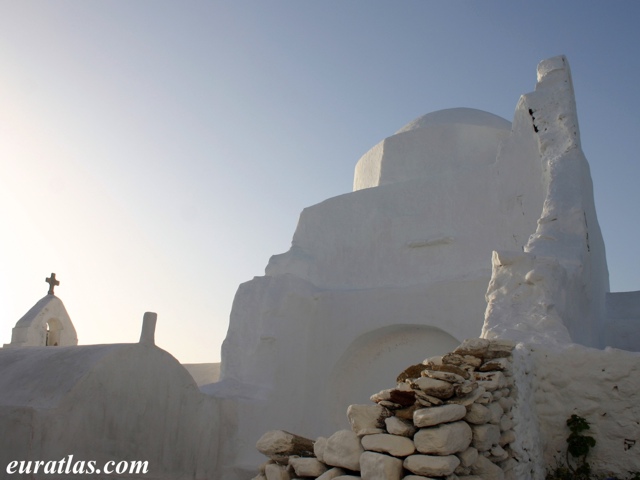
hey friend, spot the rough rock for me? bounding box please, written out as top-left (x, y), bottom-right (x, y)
top-left (370, 386), bottom-right (416, 407)
top-left (264, 463), bottom-right (291, 480)
top-left (414, 404), bottom-right (467, 427)
top-left (454, 339), bottom-right (490, 358)
top-left (478, 358), bottom-right (511, 372)
top-left (422, 369), bottom-right (466, 384)
top-left (361, 433), bottom-right (415, 457)
top-left (316, 467), bottom-right (347, 480)
top-left (314, 436), bottom-right (327, 463)
top-left (256, 430), bottom-right (315, 462)
top-left (384, 415), bottom-right (417, 437)
top-left (464, 403), bottom-right (492, 425)
top-left (403, 454), bottom-right (460, 477)
top-left (487, 402), bottom-right (503, 424)
top-left (455, 381), bottom-right (478, 396)
top-left (323, 430), bottom-right (364, 471)
top-left (499, 430), bottom-right (515, 447)
top-left (471, 455), bottom-right (505, 480)
top-left (347, 404), bottom-right (391, 436)
top-left (289, 457), bottom-right (328, 477)
top-left (359, 451), bottom-right (403, 480)
top-left (422, 362), bottom-right (470, 380)
top-left (397, 363), bottom-right (428, 382)
top-left (457, 446), bottom-right (479, 467)
top-left (489, 445), bottom-right (509, 462)
top-left (447, 386), bottom-right (486, 406)
top-left (473, 372), bottom-right (506, 392)
top-left (471, 424), bottom-right (500, 451)
top-left (414, 421), bottom-right (472, 455)
top-left (403, 476), bottom-right (442, 480)
top-left (484, 340), bottom-right (516, 360)
top-left (412, 377), bottom-right (455, 399)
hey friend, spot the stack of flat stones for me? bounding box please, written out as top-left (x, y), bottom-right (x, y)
top-left (254, 338), bottom-right (516, 480)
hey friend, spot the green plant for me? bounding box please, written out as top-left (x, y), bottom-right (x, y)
top-left (566, 414), bottom-right (596, 478)
top-left (546, 414), bottom-right (596, 480)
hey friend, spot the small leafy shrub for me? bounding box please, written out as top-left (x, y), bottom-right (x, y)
top-left (566, 414), bottom-right (596, 478)
top-left (547, 415), bottom-right (639, 480)
top-left (546, 414), bottom-right (595, 480)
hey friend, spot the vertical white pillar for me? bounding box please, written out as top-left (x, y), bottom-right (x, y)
top-left (139, 312), bottom-right (157, 345)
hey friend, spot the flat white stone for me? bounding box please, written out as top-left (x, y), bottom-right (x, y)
top-left (471, 424), bottom-right (500, 451)
top-left (470, 455), bottom-right (504, 480)
top-left (413, 404), bottom-right (467, 427)
top-left (489, 444), bottom-right (509, 462)
top-left (348, 404), bottom-right (390, 436)
top-left (457, 446), bottom-right (479, 467)
top-left (474, 391), bottom-right (492, 405)
top-left (412, 377), bottom-right (454, 399)
top-left (316, 467), bottom-right (347, 480)
top-left (361, 433), bottom-right (415, 457)
top-left (499, 414), bottom-right (513, 432)
top-left (499, 430), bottom-right (515, 446)
top-left (487, 402), bottom-right (503, 424)
top-left (359, 451), bottom-right (403, 480)
top-left (289, 457), bottom-right (328, 477)
top-left (257, 430), bottom-right (315, 459)
top-left (479, 357), bottom-right (512, 372)
top-left (324, 430), bottom-right (364, 471)
top-left (403, 454), bottom-right (460, 477)
top-left (423, 369), bottom-right (465, 384)
top-left (414, 421), bottom-right (472, 455)
top-left (447, 386), bottom-right (486, 406)
top-left (498, 396), bottom-right (514, 411)
top-left (265, 463), bottom-right (291, 480)
top-left (384, 416), bottom-right (417, 437)
top-left (454, 338), bottom-right (490, 358)
top-left (402, 476), bottom-right (441, 480)
top-left (465, 403), bottom-right (491, 425)
top-left (473, 372), bottom-right (506, 392)
top-left (315, 436), bottom-right (327, 463)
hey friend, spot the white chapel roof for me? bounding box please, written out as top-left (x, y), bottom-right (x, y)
top-left (394, 107), bottom-right (511, 134)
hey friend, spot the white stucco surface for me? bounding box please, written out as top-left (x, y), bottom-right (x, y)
top-left (217, 83), bottom-right (549, 476)
top-left (3, 55), bottom-right (639, 480)
top-left (0, 341), bottom-right (221, 480)
top-left (183, 362), bottom-right (221, 386)
top-left (4, 295), bottom-right (77, 347)
top-left (354, 108), bottom-right (511, 191)
top-left (510, 343), bottom-right (640, 479)
top-left (482, 56), bottom-right (610, 349)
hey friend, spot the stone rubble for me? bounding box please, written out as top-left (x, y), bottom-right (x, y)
top-left (254, 338), bottom-right (516, 480)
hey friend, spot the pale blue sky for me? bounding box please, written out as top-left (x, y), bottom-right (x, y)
top-left (1, 2), bottom-right (639, 362)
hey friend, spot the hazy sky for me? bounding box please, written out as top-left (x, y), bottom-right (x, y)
top-left (1, 2), bottom-right (639, 363)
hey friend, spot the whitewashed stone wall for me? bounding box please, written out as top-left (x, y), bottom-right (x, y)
top-left (254, 338), bottom-right (517, 480)
top-left (509, 343), bottom-right (640, 479)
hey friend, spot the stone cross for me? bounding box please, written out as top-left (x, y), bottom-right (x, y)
top-left (46, 273), bottom-right (60, 295)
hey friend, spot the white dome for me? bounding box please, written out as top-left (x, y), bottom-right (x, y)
top-left (395, 107), bottom-right (511, 134)
top-left (354, 108), bottom-right (512, 191)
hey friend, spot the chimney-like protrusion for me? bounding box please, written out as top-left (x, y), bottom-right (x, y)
top-left (139, 312), bottom-right (157, 345)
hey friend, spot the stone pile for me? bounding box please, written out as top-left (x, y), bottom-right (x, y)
top-left (253, 338), bottom-right (517, 480)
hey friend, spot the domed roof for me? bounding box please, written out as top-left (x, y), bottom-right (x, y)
top-left (395, 107), bottom-right (511, 135)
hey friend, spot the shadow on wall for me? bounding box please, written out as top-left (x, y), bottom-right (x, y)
top-left (327, 324), bottom-right (460, 431)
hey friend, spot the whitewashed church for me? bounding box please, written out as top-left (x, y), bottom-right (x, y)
top-left (2, 56), bottom-right (639, 480)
